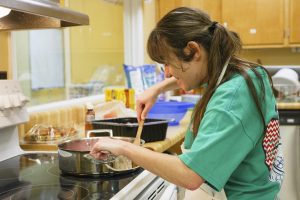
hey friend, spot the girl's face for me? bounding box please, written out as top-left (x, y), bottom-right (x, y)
top-left (164, 42), bottom-right (208, 91)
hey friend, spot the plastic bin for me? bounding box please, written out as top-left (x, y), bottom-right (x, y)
top-left (148, 101), bottom-right (195, 126)
top-left (181, 94), bottom-right (202, 104)
top-left (92, 117), bottom-right (168, 142)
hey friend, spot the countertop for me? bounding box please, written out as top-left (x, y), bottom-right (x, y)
top-left (277, 102), bottom-right (300, 110)
top-left (143, 125), bottom-right (187, 152)
top-left (20, 124), bottom-right (188, 153)
top-left (20, 102), bottom-right (299, 152)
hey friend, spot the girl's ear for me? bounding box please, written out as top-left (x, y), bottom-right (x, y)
top-left (185, 41), bottom-right (201, 61)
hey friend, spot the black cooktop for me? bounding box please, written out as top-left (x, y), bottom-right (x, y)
top-left (0, 153), bottom-right (142, 200)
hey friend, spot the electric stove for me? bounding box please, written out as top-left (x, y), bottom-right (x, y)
top-left (0, 81), bottom-right (172, 200)
top-left (0, 153), bottom-right (144, 200)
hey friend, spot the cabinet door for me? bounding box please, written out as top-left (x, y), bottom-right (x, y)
top-left (157, 0), bottom-right (180, 19)
top-left (157, 0), bottom-right (221, 22)
top-left (289, 0), bottom-right (300, 44)
top-left (222, 0), bottom-right (284, 46)
top-left (0, 32), bottom-right (9, 75)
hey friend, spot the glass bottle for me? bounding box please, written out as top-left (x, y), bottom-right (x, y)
top-left (85, 103), bottom-right (95, 137)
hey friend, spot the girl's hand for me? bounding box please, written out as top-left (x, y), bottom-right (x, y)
top-left (89, 137), bottom-right (125, 160)
top-left (136, 77), bottom-right (178, 122)
top-left (136, 86), bottom-right (160, 122)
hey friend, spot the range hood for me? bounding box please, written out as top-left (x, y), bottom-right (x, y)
top-left (0, 0), bottom-right (89, 31)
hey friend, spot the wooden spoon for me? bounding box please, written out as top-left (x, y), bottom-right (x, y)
top-left (133, 120), bottom-right (144, 145)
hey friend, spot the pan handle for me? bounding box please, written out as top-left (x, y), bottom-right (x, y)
top-left (86, 129), bottom-right (113, 138)
top-left (104, 155), bottom-right (140, 172)
top-left (104, 163), bottom-right (140, 172)
top-left (83, 153), bottom-right (116, 164)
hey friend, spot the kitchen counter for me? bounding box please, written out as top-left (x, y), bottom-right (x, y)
top-left (20, 102), bottom-right (300, 152)
top-left (143, 125), bottom-right (187, 153)
top-left (277, 102), bottom-right (300, 110)
top-left (20, 124), bottom-right (188, 153)
top-left (19, 97), bottom-right (191, 153)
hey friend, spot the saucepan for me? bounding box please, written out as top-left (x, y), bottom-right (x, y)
top-left (57, 129), bottom-right (144, 176)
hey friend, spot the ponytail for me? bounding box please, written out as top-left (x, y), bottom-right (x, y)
top-left (192, 22), bottom-right (242, 135)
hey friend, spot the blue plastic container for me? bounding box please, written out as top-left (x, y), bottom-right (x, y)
top-left (148, 101), bottom-right (194, 126)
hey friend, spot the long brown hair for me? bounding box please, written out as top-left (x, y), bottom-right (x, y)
top-left (147, 7), bottom-right (273, 135)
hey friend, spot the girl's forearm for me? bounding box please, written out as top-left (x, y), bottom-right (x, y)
top-left (153, 77), bottom-right (179, 94)
top-left (121, 142), bottom-right (204, 190)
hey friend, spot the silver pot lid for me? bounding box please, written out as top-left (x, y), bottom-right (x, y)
top-left (0, 0), bottom-right (89, 30)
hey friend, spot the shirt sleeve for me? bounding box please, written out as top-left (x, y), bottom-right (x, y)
top-left (179, 108), bottom-right (254, 191)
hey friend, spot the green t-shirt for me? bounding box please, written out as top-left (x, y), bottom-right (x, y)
top-left (179, 67), bottom-right (284, 200)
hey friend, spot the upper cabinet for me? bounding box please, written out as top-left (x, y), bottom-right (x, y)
top-left (156, 0), bottom-right (300, 48)
top-left (289, 0), bottom-right (300, 44)
top-left (222, 0), bottom-right (285, 46)
top-left (157, 0), bottom-right (221, 22)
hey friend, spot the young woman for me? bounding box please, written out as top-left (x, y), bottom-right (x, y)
top-left (90, 7), bottom-right (284, 200)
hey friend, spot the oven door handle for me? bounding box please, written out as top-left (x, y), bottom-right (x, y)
top-left (159, 183), bottom-right (177, 200)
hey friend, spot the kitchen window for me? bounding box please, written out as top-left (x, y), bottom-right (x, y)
top-left (12, 0), bottom-right (125, 106)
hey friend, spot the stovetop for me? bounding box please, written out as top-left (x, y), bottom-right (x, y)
top-left (0, 153), bottom-right (143, 200)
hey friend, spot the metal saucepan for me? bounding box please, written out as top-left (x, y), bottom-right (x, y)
top-left (57, 129), bottom-right (144, 176)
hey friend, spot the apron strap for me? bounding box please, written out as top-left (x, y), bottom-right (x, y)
top-left (216, 57), bottom-right (231, 86)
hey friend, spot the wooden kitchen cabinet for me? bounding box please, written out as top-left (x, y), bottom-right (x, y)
top-left (157, 0), bottom-right (221, 22)
top-left (222, 0), bottom-right (285, 46)
top-left (156, 0), bottom-right (300, 48)
top-left (289, 0), bottom-right (300, 44)
top-left (0, 32), bottom-right (10, 78)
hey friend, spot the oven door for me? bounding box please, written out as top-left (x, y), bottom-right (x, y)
top-left (278, 125), bottom-right (300, 200)
top-left (134, 176), bottom-right (176, 200)
top-left (278, 110), bottom-right (300, 200)
top-left (159, 183), bottom-right (178, 200)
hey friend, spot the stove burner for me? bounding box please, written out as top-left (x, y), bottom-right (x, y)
top-left (0, 167), bottom-right (34, 181)
top-left (0, 154), bottom-right (144, 200)
top-left (0, 184), bottom-right (89, 200)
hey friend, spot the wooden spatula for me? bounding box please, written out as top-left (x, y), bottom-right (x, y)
top-left (133, 120), bottom-right (144, 145)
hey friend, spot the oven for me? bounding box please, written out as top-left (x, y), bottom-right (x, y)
top-left (277, 109), bottom-right (300, 200)
top-left (0, 80), bottom-right (175, 200)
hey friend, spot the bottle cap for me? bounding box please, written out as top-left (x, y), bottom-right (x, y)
top-left (86, 102), bottom-right (94, 110)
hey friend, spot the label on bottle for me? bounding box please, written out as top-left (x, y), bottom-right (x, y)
top-left (86, 114), bottom-right (95, 122)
